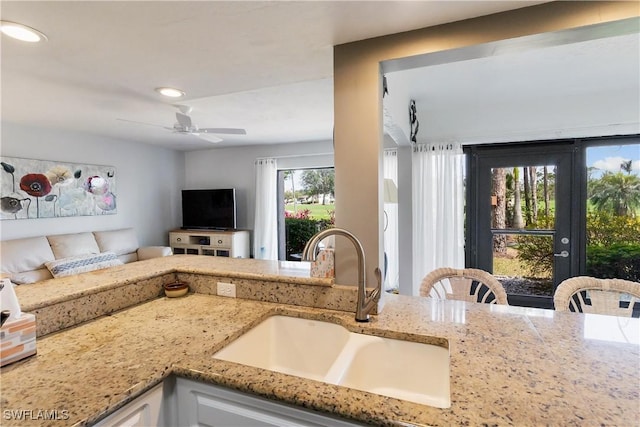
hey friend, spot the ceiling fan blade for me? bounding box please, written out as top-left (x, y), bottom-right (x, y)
top-left (174, 104), bottom-right (193, 114)
top-left (197, 134), bottom-right (223, 143)
top-left (116, 118), bottom-right (165, 128)
top-left (172, 130), bottom-right (221, 143)
top-left (175, 112), bottom-right (192, 128)
top-left (199, 128), bottom-right (247, 135)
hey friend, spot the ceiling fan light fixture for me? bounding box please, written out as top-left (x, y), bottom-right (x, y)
top-left (155, 87), bottom-right (185, 98)
top-left (0, 21), bottom-right (48, 42)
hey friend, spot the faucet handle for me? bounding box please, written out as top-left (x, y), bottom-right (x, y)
top-left (374, 267), bottom-right (382, 286)
top-left (372, 267), bottom-right (382, 297)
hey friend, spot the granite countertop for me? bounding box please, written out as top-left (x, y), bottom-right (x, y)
top-left (14, 255), bottom-right (332, 312)
top-left (1, 292), bottom-right (638, 426)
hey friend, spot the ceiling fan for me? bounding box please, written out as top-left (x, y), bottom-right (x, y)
top-left (118, 105), bottom-right (246, 143)
top-left (169, 105), bottom-right (246, 142)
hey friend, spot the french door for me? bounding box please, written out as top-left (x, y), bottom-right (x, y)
top-left (466, 142), bottom-right (582, 308)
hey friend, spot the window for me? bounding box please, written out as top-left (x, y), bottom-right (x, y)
top-left (277, 168), bottom-right (335, 261)
top-left (585, 141), bottom-right (640, 282)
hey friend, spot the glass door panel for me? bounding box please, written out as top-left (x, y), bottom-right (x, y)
top-left (585, 143), bottom-right (640, 282)
top-left (492, 233), bottom-right (554, 297)
top-left (490, 165), bottom-right (557, 298)
top-left (467, 142), bottom-right (575, 309)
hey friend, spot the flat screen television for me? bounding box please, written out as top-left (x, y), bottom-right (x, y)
top-left (181, 189), bottom-right (237, 230)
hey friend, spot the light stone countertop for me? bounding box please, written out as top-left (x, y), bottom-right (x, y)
top-left (1, 291), bottom-right (638, 426)
top-left (14, 255), bottom-right (331, 312)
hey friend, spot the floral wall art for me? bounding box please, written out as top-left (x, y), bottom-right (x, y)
top-left (0, 157), bottom-right (116, 220)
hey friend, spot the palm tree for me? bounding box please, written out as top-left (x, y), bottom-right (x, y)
top-left (529, 166), bottom-right (538, 224)
top-left (491, 168), bottom-right (507, 253)
top-left (284, 170), bottom-right (297, 213)
top-left (512, 167), bottom-right (524, 229)
top-left (590, 171), bottom-right (640, 217)
top-left (543, 166), bottom-right (550, 218)
top-left (523, 167), bottom-right (531, 225)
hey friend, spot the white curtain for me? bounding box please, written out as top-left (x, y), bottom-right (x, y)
top-left (412, 143), bottom-right (465, 295)
top-left (253, 158), bottom-right (278, 260)
top-left (383, 150), bottom-right (399, 291)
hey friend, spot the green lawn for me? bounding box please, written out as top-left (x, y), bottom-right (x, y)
top-left (285, 203), bottom-right (335, 220)
top-left (493, 254), bottom-right (530, 277)
top-left (493, 248), bottom-right (552, 279)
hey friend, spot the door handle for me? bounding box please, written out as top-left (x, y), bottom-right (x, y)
top-left (554, 250), bottom-right (569, 258)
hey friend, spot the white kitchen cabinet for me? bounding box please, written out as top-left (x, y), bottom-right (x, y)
top-left (93, 383), bottom-right (164, 427)
top-left (94, 377), bottom-right (363, 427)
top-left (175, 377), bottom-right (363, 427)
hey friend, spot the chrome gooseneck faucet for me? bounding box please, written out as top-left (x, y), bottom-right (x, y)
top-left (302, 228), bottom-right (382, 322)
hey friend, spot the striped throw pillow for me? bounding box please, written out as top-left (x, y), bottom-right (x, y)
top-left (45, 252), bottom-right (123, 278)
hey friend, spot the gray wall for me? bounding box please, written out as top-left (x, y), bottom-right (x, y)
top-left (0, 123), bottom-right (184, 246)
top-left (184, 140), bottom-right (334, 232)
top-left (0, 122), bottom-right (333, 251)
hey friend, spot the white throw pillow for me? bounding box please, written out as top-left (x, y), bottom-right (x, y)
top-left (0, 236), bottom-right (55, 274)
top-left (93, 228), bottom-right (139, 256)
top-left (45, 252), bottom-right (123, 278)
top-left (47, 232), bottom-right (100, 259)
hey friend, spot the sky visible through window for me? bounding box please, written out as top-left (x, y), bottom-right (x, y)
top-left (587, 144), bottom-right (640, 178)
top-left (283, 170), bottom-right (301, 194)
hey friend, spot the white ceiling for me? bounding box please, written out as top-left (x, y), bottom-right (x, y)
top-left (384, 31), bottom-right (640, 145)
top-left (1, 1), bottom-right (637, 152)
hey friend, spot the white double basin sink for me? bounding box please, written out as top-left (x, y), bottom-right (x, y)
top-left (213, 315), bottom-right (450, 408)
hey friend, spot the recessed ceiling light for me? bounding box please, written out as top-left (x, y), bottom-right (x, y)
top-left (155, 87), bottom-right (185, 98)
top-left (0, 21), bottom-right (48, 43)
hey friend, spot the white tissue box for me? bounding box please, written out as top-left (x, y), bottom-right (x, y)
top-left (1, 313), bottom-right (37, 367)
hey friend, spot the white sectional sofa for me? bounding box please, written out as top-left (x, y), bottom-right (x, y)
top-left (1, 228), bottom-right (172, 284)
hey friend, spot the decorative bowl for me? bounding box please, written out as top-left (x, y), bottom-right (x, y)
top-left (164, 282), bottom-right (189, 298)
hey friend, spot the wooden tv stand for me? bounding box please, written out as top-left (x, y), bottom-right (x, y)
top-left (169, 229), bottom-right (250, 258)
